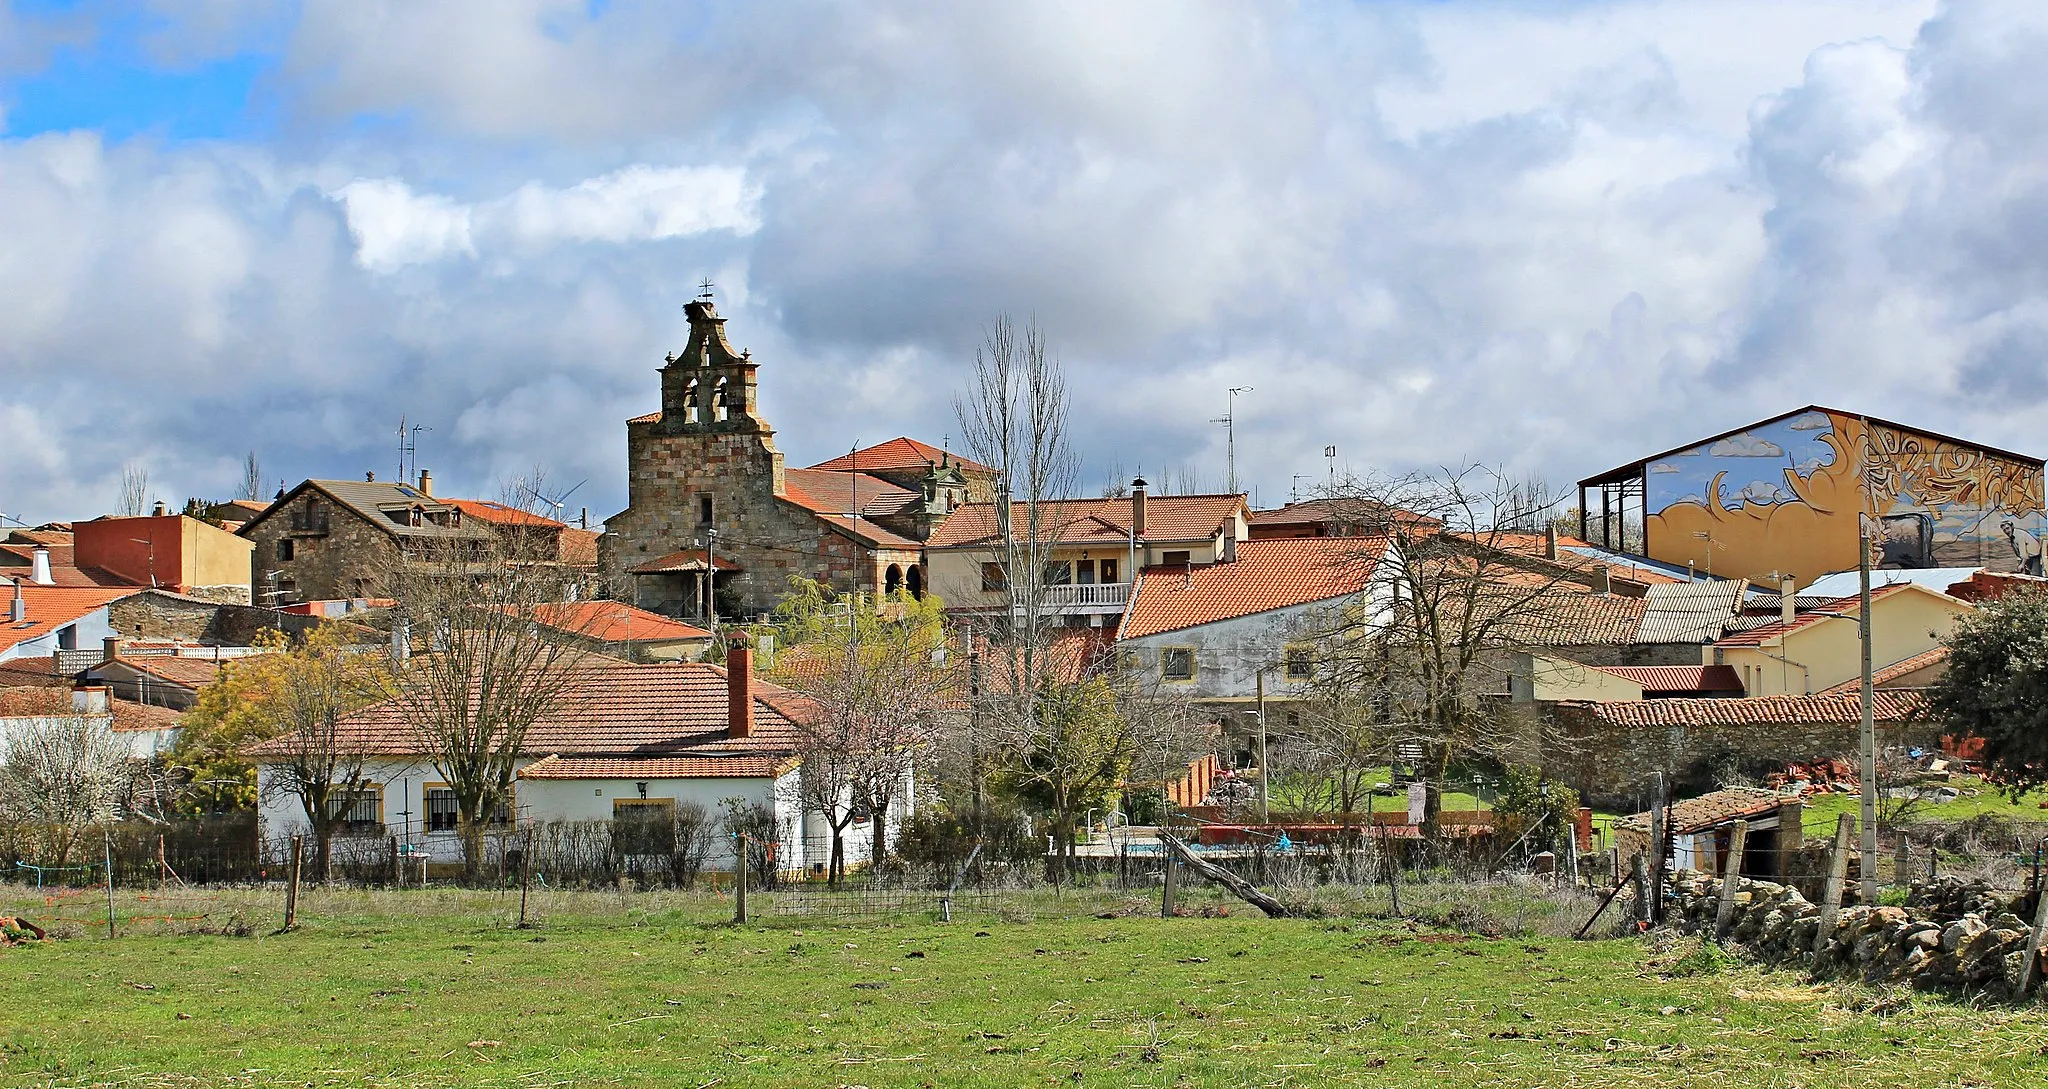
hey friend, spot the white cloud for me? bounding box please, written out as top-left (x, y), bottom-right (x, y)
top-left (1648, 461), bottom-right (1681, 474)
top-left (334, 178), bottom-right (474, 271)
top-left (1710, 434), bottom-right (1786, 458)
top-left (1736, 479), bottom-right (1788, 504)
top-left (1787, 411), bottom-right (1831, 430)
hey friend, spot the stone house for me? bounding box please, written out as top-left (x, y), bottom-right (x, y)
top-left (235, 475), bottom-right (497, 603)
top-left (602, 298), bottom-right (976, 620)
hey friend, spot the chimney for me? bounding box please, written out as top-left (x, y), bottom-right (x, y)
top-left (72, 686), bottom-right (110, 714)
top-left (1131, 477), bottom-right (1148, 538)
top-left (1545, 524), bottom-right (1559, 561)
top-left (151, 500), bottom-right (167, 517)
top-left (727, 634), bottom-right (753, 739)
top-left (366, 470), bottom-right (376, 482)
top-left (1780, 575), bottom-right (1797, 628)
top-left (7, 579), bottom-right (22, 624)
top-left (417, 469), bottom-right (433, 497)
top-left (1589, 564), bottom-right (1611, 595)
top-left (103, 635), bottom-right (122, 663)
top-left (30, 546), bottom-right (52, 586)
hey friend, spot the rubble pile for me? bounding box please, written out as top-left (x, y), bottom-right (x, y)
top-left (1668, 872), bottom-right (2045, 997)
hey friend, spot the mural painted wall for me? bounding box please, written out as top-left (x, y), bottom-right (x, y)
top-left (1643, 410), bottom-right (2045, 585)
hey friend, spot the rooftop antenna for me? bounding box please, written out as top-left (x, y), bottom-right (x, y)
top-left (396, 416), bottom-right (429, 485)
top-left (1291, 474), bottom-right (1310, 503)
top-left (1324, 445), bottom-right (1338, 488)
top-left (521, 478), bottom-right (587, 519)
top-left (1212, 387), bottom-right (1253, 496)
top-left (697, 277), bottom-right (716, 301)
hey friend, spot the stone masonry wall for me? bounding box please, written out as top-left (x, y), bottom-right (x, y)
top-left (239, 494), bottom-right (403, 603)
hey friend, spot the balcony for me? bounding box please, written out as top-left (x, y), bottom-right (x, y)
top-left (1029, 582), bottom-right (1131, 612)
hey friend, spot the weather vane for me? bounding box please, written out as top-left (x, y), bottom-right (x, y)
top-left (696, 277), bottom-right (716, 301)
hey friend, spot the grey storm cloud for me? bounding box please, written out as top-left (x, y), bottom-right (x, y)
top-left (11, 0), bottom-right (2048, 528)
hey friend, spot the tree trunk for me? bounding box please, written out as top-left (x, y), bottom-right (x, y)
top-left (870, 806), bottom-right (887, 871)
top-left (315, 826), bottom-right (336, 884)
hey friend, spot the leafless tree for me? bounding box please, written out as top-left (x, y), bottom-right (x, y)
top-left (1293, 466), bottom-right (1603, 837)
top-left (119, 463), bottom-right (151, 517)
top-left (257, 630), bottom-right (386, 881)
top-left (0, 714), bottom-right (131, 867)
top-left (380, 525), bottom-right (591, 879)
top-left (241, 452), bottom-right (265, 503)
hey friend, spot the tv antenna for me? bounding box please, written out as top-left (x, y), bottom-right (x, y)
top-left (1212, 387), bottom-right (1253, 496)
top-left (1324, 445), bottom-right (1338, 485)
top-left (521, 478), bottom-right (587, 519)
top-left (397, 416), bottom-right (430, 484)
top-left (697, 277), bottom-right (716, 301)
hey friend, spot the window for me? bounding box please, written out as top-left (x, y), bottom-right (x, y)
top-left (699, 495), bottom-right (714, 524)
top-left (981, 562), bottom-right (1008, 592)
top-left (1162, 550), bottom-right (1192, 567)
top-left (612, 798), bottom-right (677, 856)
top-left (1043, 560), bottom-right (1072, 586)
top-left (426, 788), bottom-right (460, 832)
top-left (1098, 558), bottom-right (1119, 585)
top-left (1161, 647), bottom-right (1196, 681)
top-left (328, 787), bottom-right (383, 834)
top-left (277, 539), bottom-right (294, 562)
top-left (1075, 560), bottom-right (1095, 585)
top-left (1285, 644), bottom-right (1316, 680)
top-left (56, 625), bottom-right (76, 651)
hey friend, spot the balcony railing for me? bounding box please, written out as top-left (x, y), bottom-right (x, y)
top-left (1029, 582), bottom-right (1131, 610)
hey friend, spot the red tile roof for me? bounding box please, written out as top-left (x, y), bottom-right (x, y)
top-left (1, 583), bottom-right (138, 653)
top-left (630, 549), bottom-right (742, 574)
top-left (1591, 665), bottom-right (1744, 694)
top-left (627, 410), bottom-right (661, 425)
top-left (1714, 584), bottom-right (1911, 647)
top-left (928, 494), bottom-right (1245, 550)
top-left (111, 699), bottom-right (184, 733)
top-left (1247, 498), bottom-right (1436, 531)
top-left (443, 498), bottom-right (569, 529)
top-left (106, 656), bottom-right (227, 689)
top-left (0, 656), bottom-right (63, 687)
top-left (1480, 533), bottom-right (1690, 587)
top-left (1119, 538), bottom-right (1390, 640)
top-left (1818, 647), bottom-right (1950, 694)
top-left (1623, 787), bottom-right (1788, 836)
top-left (805, 438), bottom-right (991, 476)
top-left (247, 661), bottom-right (813, 759)
top-left (1560, 690), bottom-right (1926, 729)
top-left (0, 544), bottom-right (140, 588)
top-left (781, 468), bottom-right (921, 520)
top-left (526, 601), bottom-right (713, 643)
top-left (518, 753), bottom-right (792, 779)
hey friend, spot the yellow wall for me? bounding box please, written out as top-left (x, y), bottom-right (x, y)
top-left (181, 517), bottom-right (255, 590)
top-left (1523, 654), bottom-right (1646, 702)
top-left (1719, 585), bottom-right (1969, 696)
top-left (927, 537), bottom-right (1226, 611)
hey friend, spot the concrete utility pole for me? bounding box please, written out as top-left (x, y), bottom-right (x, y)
top-left (1858, 518), bottom-right (1879, 902)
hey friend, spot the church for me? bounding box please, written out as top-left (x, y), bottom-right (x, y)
top-left (601, 297), bottom-right (991, 622)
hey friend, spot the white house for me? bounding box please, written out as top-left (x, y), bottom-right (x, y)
top-left (251, 643), bottom-right (909, 874)
top-left (2, 580), bottom-right (131, 665)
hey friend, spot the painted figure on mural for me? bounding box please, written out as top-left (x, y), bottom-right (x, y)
top-left (2002, 519), bottom-right (2043, 576)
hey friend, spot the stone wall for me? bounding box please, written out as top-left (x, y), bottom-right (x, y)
top-left (1669, 872), bottom-right (2046, 998)
top-left (108, 591), bottom-right (327, 645)
top-left (238, 493), bottom-right (404, 603)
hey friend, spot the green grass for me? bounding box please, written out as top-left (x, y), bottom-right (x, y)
top-left (1801, 775), bottom-right (2048, 837)
top-left (4, 888), bottom-right (2048, 1087)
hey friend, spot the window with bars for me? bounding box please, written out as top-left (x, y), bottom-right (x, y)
top-left (426, 788), bottom-right (460, 832)
top-left (1161, 647), bottom-right (1196, 681)
top-left (328, 787), bottom-right (382, 833)
top-left (1285, 644), bottom-right (1316, 680)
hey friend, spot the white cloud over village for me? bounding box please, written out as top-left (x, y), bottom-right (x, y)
top-left (9, 0), bottom-right (2048, 525)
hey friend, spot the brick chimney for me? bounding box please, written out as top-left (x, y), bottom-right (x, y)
top-left (727, 634), bottom-right (753, 739)
top-left (30, 546), bottom-right (52, 586)
top-left (1131, 477), bottom-right (1148, 538)
top-left (417, 469), bottom-right (433, 497)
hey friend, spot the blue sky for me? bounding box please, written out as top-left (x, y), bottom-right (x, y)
top-left (15, 0), bottom-right (2048, 530)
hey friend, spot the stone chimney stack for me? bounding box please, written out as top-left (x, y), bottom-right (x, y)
top-left (151, 500), bottom-right (167, 517)
top-left (1131, 477), bottom-right (1148, 538)
top-left (30, 546), bottom-right (53, 586)
top-left (1589, 564), bottom-right (1611, 595)
top-left (727, 634), bottom-right (753, 739)
top-left (1545, 524), bottom-right (1559, 561)
top-left (103, 636), bottom-right (122, 663)
top-left (7, 579), bottom-right (22, 624)
top-left (1781, 575), bottom-right (1797, 628)
top-left (418, 469), bottom-right (433, 497)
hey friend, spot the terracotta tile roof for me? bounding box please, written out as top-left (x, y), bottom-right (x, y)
top-left (0, 544), bottom-right (140, 588)
top-left (805, 438), bottom-right (992, 476)
top-left (1591, 665), bottom-right (1745, 694)
top-left (1119, 538), bottom-right (1389, 640)
top-left (111, 699), bottom-right (183, 733)
top-left (1818, 647), bottom-right (1951, 694)
top-left (1, 583), bottom-right (138, 653)
top-left (627, 410), bottom-right (661, 425)
top-left (0, 657), bottom-right (64, 687)
top-left (1622, 787), bottom-right (1787, 836)
top-left (560, 528), bottom-right (600, 566)
top-left (1561, 690), bottom-right (1926, 729)
top-left (247, 661), bottom-right (813, 759)
top-left (928, 494), bottom-right (1245, 550)
top-left (4, 529), bottom-right (73, 547)
top-left (1425, 566), bottom-right (1649, 646)
top-left (781, 468), bottom-right (922, 520)
top-left (253, 480), bottom-right (495, 542)
top-left (630, 549), bottom-right (742, 574)
top-left (970, 628), bottom-right (1113, 690)
top-left (1481, 534), bottom-right (1693, 587)
top-left (1713, 584), bottom-right (1912, 647)
top-left (518, 753), bottom-right (792, 779)
top-left (106, 656), bottom-right (227, 689)
top-left (1248, 499), bottom-right (1437, 531)
top-left (442, 499), bottom-right (568, 529)
top-left (524, 601), bottom-right (713, 643)
top-left (802, 512), bottom-right (927, 552)
top-left (0, 686), bottom-right (69, 715)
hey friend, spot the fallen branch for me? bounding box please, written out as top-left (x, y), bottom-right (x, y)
top-left (1156, 832), bottom-right (1296, 918)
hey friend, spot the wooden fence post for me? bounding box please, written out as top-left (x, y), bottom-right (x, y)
top-left (103, 826), bottom-right (117, 940)
top-left (1814, 814), bottom-right (1855, 955)
top-left (734, 836), bottom-right (749, 925)
top-left (1631, 852), bottom-right (1649, 929)
top-left (390, 835), bottom-right (401, 888)
top-left (517, 827), bottom-right (534, 929)
top-left (1714, 820), bottom-right (1749, 939)
top-left (284, 835), bottom-right (303, 932)
top-left (1161, 837), bottom-right (1179, 918)
top-left (2019, 872), bottom-right (2048, 997)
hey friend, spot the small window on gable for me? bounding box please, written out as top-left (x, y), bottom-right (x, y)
top-left (1161, 647), bottom-right (1196, 681)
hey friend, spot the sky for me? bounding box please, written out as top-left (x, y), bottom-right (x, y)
top-left (7, 0), bottom-right (2048, 528)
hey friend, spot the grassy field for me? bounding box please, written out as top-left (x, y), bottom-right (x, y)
top-left (1801, 775), bottom-right (2048, 837)
top-left (4, 887), bottom-right (2048, 1087)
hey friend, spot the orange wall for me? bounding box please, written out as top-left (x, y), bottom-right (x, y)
top-left (73, 516), bottom-right (187, 588)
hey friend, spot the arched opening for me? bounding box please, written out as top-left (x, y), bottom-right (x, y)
top-left (712, 377), bottom-right (730, 422)
top-left (682, 379), bottom-right (700, 424)
top-left (884, 564), bottom-right (903, 595)
top-left (906, 564), bottom-right (924, 600)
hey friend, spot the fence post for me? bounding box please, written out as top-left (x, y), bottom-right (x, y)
top-left (1161, 838), bottom-right (1178, 918)
top-left (1648, 772), bottom-right (1667, 925)
top-left (734, 836), bottom-right (749, 925)
top-left (1814, 813), bottom-right (1855, 955)
top-left (2019, 870), bottom-right (2048, 997)
top-left (1893, 834), bottom-right (1911, 888)
top-left (103, 826), bottom-right (117, 940)
top-left (390, 835), bottom-right (401, 888)
top-left (517, 827), bottom-right (534, 929)
top-left (1714, 820), bottom-right (1749, 939)
top-left (284, 835), bottom-right (303, 932)
top-left (1631, 852), bottom-right (1649, 930)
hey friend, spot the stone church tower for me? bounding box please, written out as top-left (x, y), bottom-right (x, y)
top-left (602, 299), bottom-right (934, 622)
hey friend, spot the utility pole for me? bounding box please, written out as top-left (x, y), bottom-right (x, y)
top-left (1212, 387), bottom-right (1253, 496)
top-left (1858, 516), bottom-right (1878, 902)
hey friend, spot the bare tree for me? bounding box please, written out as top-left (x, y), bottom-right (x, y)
top-left (119, 464), bottom-right (150, 517)
top-left (255, 628), bottom-right (387, 881)
top-left (381, 527), bottom-right (590, 878)
top-left (1295, 466), bottom-right (1604, 837)
top-left (241, 452), bottom-right (265, 503)
top-left (0, 713), bottom-right (131, 867)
